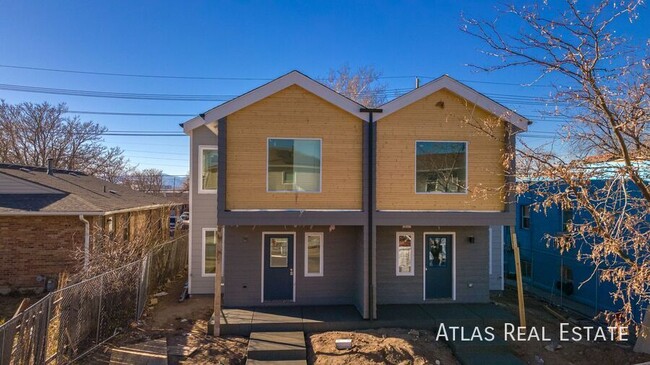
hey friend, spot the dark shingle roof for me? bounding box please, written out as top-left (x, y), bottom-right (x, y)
top-left (0, 164), bottom-right (177, 215)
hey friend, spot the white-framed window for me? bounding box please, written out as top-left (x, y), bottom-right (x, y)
top-left (198, 145), bottom-right (218, 194)
top-left (267, 138), bottom-right (322, 192)
top-left (304, 232), bottom-right (324, 277)
top-left (415, 141), bottom-right (468, 194)
top-left (202, 228), bottom-right (223, 276)
top-left (396, 232), bottom-right (415, 276)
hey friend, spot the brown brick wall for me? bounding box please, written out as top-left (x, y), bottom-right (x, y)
top-left (0, 215), bottom-right (85, 291)
top-left (0, 208), bottom-right (172, 292)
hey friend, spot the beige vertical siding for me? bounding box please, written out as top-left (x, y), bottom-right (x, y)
top-left (376, 89), bottom-right (507, 211)
top-left (226, 85), bottom-right (363, 210)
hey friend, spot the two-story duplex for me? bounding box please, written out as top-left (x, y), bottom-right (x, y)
top-left (182, 71), bottom-right (528, 319)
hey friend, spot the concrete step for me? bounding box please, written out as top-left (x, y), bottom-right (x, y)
top-left (246, 360), bottom-right (307, 365)
top-left (247, 331), bottom-right (306, 361)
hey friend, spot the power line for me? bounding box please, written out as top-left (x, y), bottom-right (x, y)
top-left (68, 110), bottom-right (196, 117)
top-left (0, 83), bottom-right (235, 101)
top-left (0, 63), bottom-right (556, 87)
top-left (0, 64), bottom-right (274, 81)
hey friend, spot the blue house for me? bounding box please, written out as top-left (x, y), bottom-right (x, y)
top-left (505, 179), bottom-right (647, 320)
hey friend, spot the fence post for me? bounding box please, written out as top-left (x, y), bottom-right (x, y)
top-left (135, 260), bottom-right (141, 321)
top-left (96, 275), bottom-right (104, 343)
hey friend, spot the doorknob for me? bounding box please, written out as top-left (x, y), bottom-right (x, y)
top-left (289, 268), bottom-right (294, 276)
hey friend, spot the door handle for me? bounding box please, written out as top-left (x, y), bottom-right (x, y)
top-left (289, 268), bottom-right (293, 276)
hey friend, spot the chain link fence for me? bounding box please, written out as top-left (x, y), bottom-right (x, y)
top-left (0, 234), bottom-right (188, 365)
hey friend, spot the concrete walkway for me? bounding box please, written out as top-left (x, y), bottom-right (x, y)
top-left (246, 331), bottom-right (307, 365)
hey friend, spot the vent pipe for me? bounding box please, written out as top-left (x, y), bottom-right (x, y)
top-left (415, 77), bottom-right (420, 89)
top-left (47, 158), bottom-right (54, 175)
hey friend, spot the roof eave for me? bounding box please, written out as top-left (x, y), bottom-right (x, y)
top-left (376, 75), bottom-right (530, 131)
top-left (181, 70), bottom-right (369, 132)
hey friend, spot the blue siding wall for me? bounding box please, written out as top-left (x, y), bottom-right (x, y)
top-left (505, 188), bottom-right (633, 318)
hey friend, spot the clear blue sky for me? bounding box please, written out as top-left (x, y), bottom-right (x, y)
top-left (0, 1), bottom-right (647, 176)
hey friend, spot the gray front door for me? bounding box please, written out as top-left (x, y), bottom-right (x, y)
top-left (425, 234), bottom-right (453, 299)
top-left (263, 234), bottom-right (294, 301)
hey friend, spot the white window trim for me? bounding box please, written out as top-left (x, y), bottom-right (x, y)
top-left (202, 227), bottom-right (224, 277)
top-left (395, 232), bottom-right (415, 276)
top-left (414, 140), bottom-right (469, 195)
top-left (266, 137), bottom-right (323, 193)
top-left (198, 145), bottom-right (218, 194)
top-left (304, 232), bottom-right (324, 277)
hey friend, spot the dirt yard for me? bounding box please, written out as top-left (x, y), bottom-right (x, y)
top-left (308, 328), bottom-right (458, 365)
top-left (494, 287), bottom-right (650, 365)
top-left (84, 275), bottom-right (248, 365)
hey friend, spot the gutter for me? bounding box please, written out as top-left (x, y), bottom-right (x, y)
top-left (79, 215), bottom-right (90, 269)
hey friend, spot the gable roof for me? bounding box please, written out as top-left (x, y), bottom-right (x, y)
top-left (182, 70), bottom-right (367, 134)
top-left (376, 75), bottom-right (530, 131)
top-left (0, 164), bottom-right (177, 216)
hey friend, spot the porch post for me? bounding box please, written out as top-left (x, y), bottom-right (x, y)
top-left (213, 226), bottom-right (223, 336)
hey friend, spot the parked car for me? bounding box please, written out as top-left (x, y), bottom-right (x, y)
top-left (179, 212), bottom-right (190, 228)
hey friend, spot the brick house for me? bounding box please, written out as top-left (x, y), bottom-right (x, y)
top-left (0, 163), bottom-right (178, 293)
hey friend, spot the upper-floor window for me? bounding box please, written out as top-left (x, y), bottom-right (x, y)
top-left (415, 141), bottom-right (467, 193)
top-left (521, 204), bottom-right (531, 229)
top-left (199, 146), bottom-right (218, 193)
top-left (268, 138), bottom-right (321, 192)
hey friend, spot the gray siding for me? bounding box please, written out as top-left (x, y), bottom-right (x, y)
top-left (376, 226), bottom-right (490, 304)
top-left (223, 225), bottom-right (363, 308)
top-left (189, 126), bottom-right (219, 295)
top-left (0, 173), bottom-right (62, 194)
top-left (489, 225), bottom-right (504, 291)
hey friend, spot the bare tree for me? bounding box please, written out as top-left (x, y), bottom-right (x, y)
top-left (0, 100), bottom-right (131, 182)
top-left (463, 0), bottom-right (649, 333)
top-left (325, 64), bottom-right (387, 107)
top-left (125, 168), bottom-right (165, 193)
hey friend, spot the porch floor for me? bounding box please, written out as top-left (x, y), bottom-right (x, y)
top-left (214, 303), bottom-right (516, 335)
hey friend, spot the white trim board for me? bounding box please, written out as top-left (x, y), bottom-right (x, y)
top-left (376, 75), bottom-right (530, 131)
top-left (422, 232), bottom-right (457, 301)
top-left (260, 232), bottom-right (297, 303)
top-left (183, 71), bottom-right (367, 133)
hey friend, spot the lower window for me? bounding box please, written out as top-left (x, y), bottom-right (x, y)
top-left (203, 228), bottom-right (221, 276)
top-left (304, 233), bottom-right (324, 276)
top-left (396, 232), bottom-right (415, 276)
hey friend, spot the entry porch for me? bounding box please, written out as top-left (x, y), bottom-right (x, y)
top-left (211, 303), bottom-right (516, 336)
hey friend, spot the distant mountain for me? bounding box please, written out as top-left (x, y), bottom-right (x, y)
top-left (162, 174), bottom-right (187, 190)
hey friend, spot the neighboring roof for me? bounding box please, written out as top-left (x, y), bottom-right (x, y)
top-left (182, 70), bottom-right (367, 134)
top-left (0, 164), bottom-right (177, 215)
top-left (376, 75), bottom-right (530, 131)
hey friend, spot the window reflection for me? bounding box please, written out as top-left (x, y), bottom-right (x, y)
top-left (270, 238), bottom-right (289, 267)
top-left (426, 235), bottom-right (447, 268)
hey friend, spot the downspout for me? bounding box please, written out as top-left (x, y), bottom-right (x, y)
top-left (79, 215), bottom-right (90, 269)
top-left (361, 107), bottom-right (382, 320)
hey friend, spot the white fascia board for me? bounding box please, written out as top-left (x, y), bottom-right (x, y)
top-left (181, 71), bottom-right (368, 133)
top-left (183, 116), bottom-right (206, 134)
top-left (376, 75), bottom-right (530, 131)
